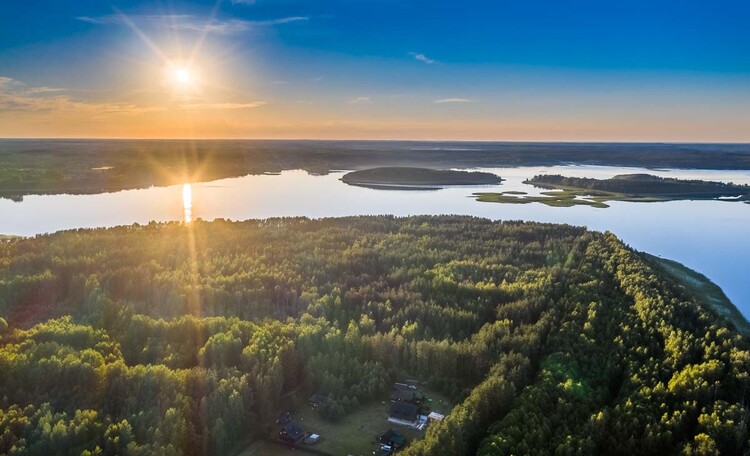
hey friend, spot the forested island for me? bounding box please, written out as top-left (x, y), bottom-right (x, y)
top-left (531, 173), bottom-right (750, 197)
top-left (0, 216), bottom-right (748, 455)
top-left (2, 139), bottom-right (750, 200)
top-left (341, 167), bottom-right (503, 189)
top-left (475, 173), bottom-right (750, 208)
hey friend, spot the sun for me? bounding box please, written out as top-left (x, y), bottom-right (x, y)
top-left (164, 63), bottom-right (199, 91)
top-left (173, 67), bottom-right (192, 86)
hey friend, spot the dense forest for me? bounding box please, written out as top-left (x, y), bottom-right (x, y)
top-left (0, 216), bottom-right (748, 455)
top-left (528, 174), bottom-right (750, 198)
top-left (2, 140), bottom-right (750, 200)
top-left (341, 167), bottom-right (502, 189)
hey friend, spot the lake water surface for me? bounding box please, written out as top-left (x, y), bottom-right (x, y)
top-left (2, 165), bottom-right (749, 319)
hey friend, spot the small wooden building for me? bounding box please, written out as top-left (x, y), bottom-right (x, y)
top-left (394, 382), bottom-right (417, 392)
top-left (279, 422), bottom-right (306, 444)
top-left (388, 402), bottom-right (420, 427)
top-left (390, 389), bottom-right (417, 403)
top-left (379, 429), bottom-right (407, 448)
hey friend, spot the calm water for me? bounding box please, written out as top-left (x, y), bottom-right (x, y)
top-left (2, 165), bottom-right (749, 319)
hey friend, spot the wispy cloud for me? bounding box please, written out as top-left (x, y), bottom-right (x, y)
top-left (0, 76), bottom-right (65, 97)
top-left (75, 16), bottom-right (109, 25)
top-left (348, 96), bottom-right (370, 104)
top-left (409, 52), bottom-right (436, 64)
top-left (0, 77), bottom-right (25, 92)
top-left (76, 14), bottom-right (308, 35)
top-left (1, 76), bottom-right (270, 118)
top-left (181, 101), bottom-right (267, 110)
top-left (25, 86), bottom-right (66, 94)
top-left (0, 76), bottom-right (164, 116)
top-left (231, 0), bottom-right (257, 4)
top-left (256, 17), bottom-right (309, 26)
top-left (434, 98), bottom-right (474, 104)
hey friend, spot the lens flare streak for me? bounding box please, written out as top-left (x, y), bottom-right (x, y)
top-left (183, 183), bottom-right (193, 223)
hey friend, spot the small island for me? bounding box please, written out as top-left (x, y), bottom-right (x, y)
top-left (341, 167), bottom-right (503, 190)
top-left (475, 173), bottom-right (750, 208)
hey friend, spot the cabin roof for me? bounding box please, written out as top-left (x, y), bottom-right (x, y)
top-left (281, 422), bottom-right (305, 440)
top-left (389, 402), bottom-right (419, 421)
top-left (380, 428), bottom-right (406, 446)
top-left (390, 390), bottom-right (415, 402)
top-left (394, 382), bottom-right (414, 391)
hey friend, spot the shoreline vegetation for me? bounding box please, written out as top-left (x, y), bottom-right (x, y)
top-left (642, 253), bottom-right (750, 336)
top-left (1, 140), bottom-right (750, 200)
top-left (340, 167), bottom-right (503, 190)
top-left (474, 173), bottom-right (750, 208)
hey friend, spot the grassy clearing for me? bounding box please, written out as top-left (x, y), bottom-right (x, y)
top-left (643, 253), bottom-right (750, 336)
top-left (237, 386), bottom-right (454, 456)
top-left (473, 191), bottom-right (610, 208)
top-left (234, 440), bottom-right (292, 456)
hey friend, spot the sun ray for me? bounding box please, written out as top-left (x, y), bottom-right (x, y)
top-left (112, 7), bottom-right (170, 65)
top-left (189, 0), bottom-right (225, 68)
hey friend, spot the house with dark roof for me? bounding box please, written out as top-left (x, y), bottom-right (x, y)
top-left (379, 429), bottom-right (407, 448)
top-left (390, 389), bottom-right (417, 404)
top-left (279, 422), bottom-right (306, 444)
top-left (388, 402), bottom-right (420, 427)
top-left (394, 382), bottom-right (417, 392)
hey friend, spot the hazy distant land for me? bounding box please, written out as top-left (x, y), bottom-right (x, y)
top-left (475, 173), bottom-right (750, 208)
top-left (1, 139), bottom-right (750, 200)
top-left (341, 167), bottom-right (503, 190)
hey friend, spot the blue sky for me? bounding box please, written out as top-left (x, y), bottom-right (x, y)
top-left (0, 0), bottom-right (749, 140)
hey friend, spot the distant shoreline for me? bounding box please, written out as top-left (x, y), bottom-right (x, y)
top-left (1, 141), bottom-right (749, 200)
top-left (2, 138), bottom-right (750, 146)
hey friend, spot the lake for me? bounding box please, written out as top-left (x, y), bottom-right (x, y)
top-left (2, 165), bottom-right (749, 319)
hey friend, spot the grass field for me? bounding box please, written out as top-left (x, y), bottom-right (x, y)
top-left (473, 190), bottom-right (611, 208)
top-left (236, 386), bottom-right (454, 456)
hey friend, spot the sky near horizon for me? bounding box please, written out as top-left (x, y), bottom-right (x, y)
top-left (0, 0), bottom-right (749, 141)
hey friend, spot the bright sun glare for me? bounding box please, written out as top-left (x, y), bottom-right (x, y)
top-left (182, 183), bottom-right (193, 223)
top-left (173, 68), bottom-right (192, 85)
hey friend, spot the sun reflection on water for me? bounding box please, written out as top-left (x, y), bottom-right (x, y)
top-left (182, 183), bottom-right (193, 223)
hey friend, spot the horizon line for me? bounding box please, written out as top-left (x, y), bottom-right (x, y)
top-left (1, 137), bottom-right (749, 145)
